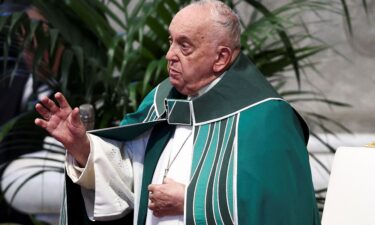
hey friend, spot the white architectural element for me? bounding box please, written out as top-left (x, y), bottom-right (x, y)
top-left (308, 133), bottom-right (375, 192)
top-left (322, 147), bottom-right (375, 225)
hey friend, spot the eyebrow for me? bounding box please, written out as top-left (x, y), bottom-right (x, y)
top-left (168, 32), bottom-right (191, 42)
top-left (168, 28), bottom-right (188, 40)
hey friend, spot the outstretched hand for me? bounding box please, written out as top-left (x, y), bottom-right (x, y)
top-left (35, 92), bottom-right (90, 166)
top-left (148, 178), bottom-right (185, 217)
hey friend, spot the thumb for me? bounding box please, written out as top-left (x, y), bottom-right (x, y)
top-left (70, 107), bottom-right (83, 127)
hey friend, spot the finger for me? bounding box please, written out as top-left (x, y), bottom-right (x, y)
top-left (149, 193), bottom-right (155, 202)
top-left (35, 118), bottom-right (48, 129)
top-left (153, 210), bottom-right (162, 218)
top-left (148, 202), bottom-right (156, 210)
top-left (40, 96), bottom-right (60, 114)
top-left (149, 204), bottom-right (162, 218)
top-left (148, 184), bottom-right (157, 192)
top-left (35, 103), bottom-right (51, 120)
top-left (55, 92), bottom-right (71, 110)
top-left (70, 107), bottom-right (83, 127)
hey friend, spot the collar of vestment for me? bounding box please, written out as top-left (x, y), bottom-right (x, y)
top-left (152, 52), bottom-right (281, 126)
top-left (89, 52), bottom-right (283, 140)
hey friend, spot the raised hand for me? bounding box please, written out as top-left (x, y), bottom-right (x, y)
top-left (148, 178), bottom-right (185, 217)
top-left (34, 92), bottom-right (90, 166)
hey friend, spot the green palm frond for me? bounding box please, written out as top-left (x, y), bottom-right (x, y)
top-left (0, 0), bottom-right (354, 127)
top-left (0, 0), bottom-right (367, 219)
top-left (340, 0), bottom-right (352, 35)
top-left (242, 0), bottom-right (301, 86)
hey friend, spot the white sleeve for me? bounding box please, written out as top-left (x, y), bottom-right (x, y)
top-left (65, 132), bottom-right (150, 221)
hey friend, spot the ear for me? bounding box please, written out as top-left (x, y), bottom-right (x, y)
top-left (213, 46), bottom-right (232, 73)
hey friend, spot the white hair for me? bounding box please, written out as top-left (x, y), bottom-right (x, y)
top-left (189, 0), bottom-right (241, 49)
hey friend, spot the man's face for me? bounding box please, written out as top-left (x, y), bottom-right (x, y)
top-left (166, 6), bottom-right (218, 96)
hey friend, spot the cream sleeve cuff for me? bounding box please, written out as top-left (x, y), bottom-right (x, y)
top-left (65, 133), bottom-right (134, 221)
top-left (65, 134), bottom-right (95, 190)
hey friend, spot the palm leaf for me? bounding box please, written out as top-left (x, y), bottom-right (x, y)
top-left (243, 0), bottom-right (301, 86)
top-left (309, 132), bottom-right (336, 153)
top-left (0, 1), bottom-right (364, 219)
top-left (308, 152), bottom-right (330, 174)
top-left (304, 112), bottom-right (352, 134)
top-left (287, 98), bottom-right (351, 107)
top-left (340, 0), bottom-right (352, 35)
top-left (362, 0), bottom-right (369, 15)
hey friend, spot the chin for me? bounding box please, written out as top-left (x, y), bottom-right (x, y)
top-left (168, 81), bottom-right (185, 95)
top-left (168, 77), bottom-right (194, 95)
top-left (169, 77), bottom-right (181, 88)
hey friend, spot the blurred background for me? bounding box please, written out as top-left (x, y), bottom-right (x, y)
top-left (0, 0), bottom-right (374, 224)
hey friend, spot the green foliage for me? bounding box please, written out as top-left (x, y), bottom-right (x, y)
top-left (0, 0), bottom-right (353, 130)
top-left (0, 0), bottom-right (360, 218)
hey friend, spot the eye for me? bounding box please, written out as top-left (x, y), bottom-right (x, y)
top-left (180, 42), bottom-right (192, 54)
top-left (181, 42), bottom-right (189, 49)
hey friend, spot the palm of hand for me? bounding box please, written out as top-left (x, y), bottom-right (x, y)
top-left (35, 92), bottom-right (86, 149)
top-left (35, 92), bottom-right (91, 166)
top-left (48, 107), bottom-right (85, 146)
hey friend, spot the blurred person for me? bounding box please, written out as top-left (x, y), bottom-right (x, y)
top-left (0, 2), bottom-right (61, 225)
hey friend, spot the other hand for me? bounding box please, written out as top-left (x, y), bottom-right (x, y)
top-left (34, 92), bottom-right (90, 166)
top-left (148, 178), bottom-right (185, 217)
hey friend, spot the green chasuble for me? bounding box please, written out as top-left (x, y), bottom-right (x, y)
top-left (62, 53), bottom-right (320, 225)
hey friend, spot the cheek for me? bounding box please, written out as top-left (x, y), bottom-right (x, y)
top-left (180, 58), bottom-right (203, 79)
top-left (185, 63), bottom-right (211, 82)
top-left (179, 60), bottom-right (193, 80)
top-left (179, 51), bottom-right (213, 82)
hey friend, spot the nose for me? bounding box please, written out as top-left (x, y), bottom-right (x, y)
top-left (166, 44), bottom-right (178, 62)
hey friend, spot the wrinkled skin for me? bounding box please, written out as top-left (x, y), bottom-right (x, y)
top-left (34, 92), bottom-right (90, 166)
top-left (35, 2), bottom-right (239, 220)
top-left (166, 4), bottom-right (236, 96)
top-left (148, 178), bottom-right (185, 217)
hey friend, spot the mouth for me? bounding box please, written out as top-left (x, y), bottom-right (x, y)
top-left (168, 68), bottom-right (181, 77)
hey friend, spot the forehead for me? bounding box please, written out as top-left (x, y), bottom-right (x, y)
top-left (168, 5), bottom-right (212, 38)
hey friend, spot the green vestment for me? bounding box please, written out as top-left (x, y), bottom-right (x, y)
top-left (63, 53), bottom-right (320, 225)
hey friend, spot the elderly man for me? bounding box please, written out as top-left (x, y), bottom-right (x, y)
top-left (35, 1), bottom-right (320, 225)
